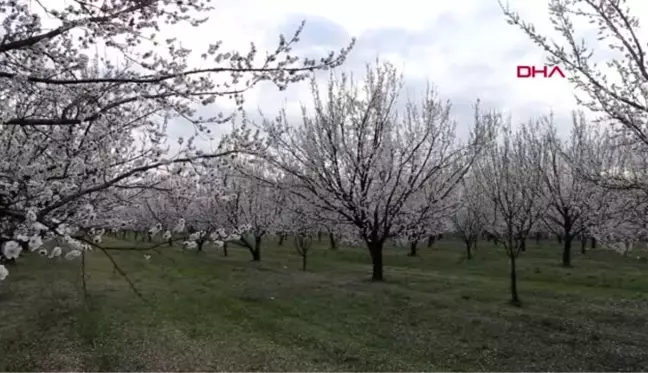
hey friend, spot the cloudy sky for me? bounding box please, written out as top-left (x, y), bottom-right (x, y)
top-left (159, 0), bottom-right (648, 146)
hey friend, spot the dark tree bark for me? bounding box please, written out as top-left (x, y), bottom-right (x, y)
top-left (580, 235), bottom-right (587, 254)
top-left (466, 242), bottom-right (473, 259)
top-left (251, 235), bottom-right (262, 261)
top-left (427, 235), bottom-right (436, 248)
top-left (408, 240), bottom-right (418, 257)
top-left (562, 235), bottom-right (573, 267)
top-left (278, 233), bottom-right (286, 246)
top-left (590, 237), bottom-right (596, 249)
top-left (484, 231), bottom-right (499, 243)
top-left (0, 257), bottom-right (16, 266)
top-left (329, 232), bottom-right (337, 250)
top-left (509, 254), bottom-right (520, 306)
top-left (19, 240), bottom-right (28, 254)
top-left (368, 242), bottom-right (384, 281)
top-left (223, 242), bottom-right (229, 257)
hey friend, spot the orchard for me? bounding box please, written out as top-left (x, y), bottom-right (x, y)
top-left (2, 0), bottom-right (648, 371)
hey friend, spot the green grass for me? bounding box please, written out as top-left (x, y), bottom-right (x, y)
top-left (2, 237), bottom-right (648, 371)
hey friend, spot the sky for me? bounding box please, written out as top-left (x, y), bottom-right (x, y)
top-left (42, 0), bottom-right (648, 149)
top-left (158, 0), bottom-right (648, 149)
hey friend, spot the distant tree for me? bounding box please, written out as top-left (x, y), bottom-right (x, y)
top-left (530, 114), bottom-right (606, 266)
top-left (294, 232), bottom-right (314, 271)
top-left (451, 174), bottom-right (484, 260)
top-left (475, 115), bottom-right (547, 306)
top-left (501, 0), bottom-right (648, 180)
top-left (241, 62), bottom-right (493, 281)
top-left (0, 0), bottom-right (354, 279)
top-left (221, 162), bottom-right (285, 261)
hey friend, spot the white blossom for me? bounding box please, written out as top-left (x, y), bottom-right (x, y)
top-left (49, 247), bottom-right (62, 259)
top-left (0, 265), bottom-right (8, 281)
top-left (25, 208), bottom-right (37, 223)
top-left (2, 241), bottom-right (22, 260)
top-left (64, 250), bottom-right (82, 260)
top-left (173, 219), bottom-right (186, 233)
top-left (28, 236), bottom-right (43, 252)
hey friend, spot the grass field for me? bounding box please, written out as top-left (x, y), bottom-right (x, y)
top-left (2, 237), bottom-right (648, 371)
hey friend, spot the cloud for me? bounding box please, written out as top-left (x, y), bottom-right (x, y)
top-left (277, 14), bottom-right (351, 47)
top-left (160, 0), bottom-right (648, 147)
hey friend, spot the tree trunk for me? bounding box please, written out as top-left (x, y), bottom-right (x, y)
top-left (466, 242), bottom-right (473, 259)
top-left (223, 242), bottom-right (229, 257)
top-left (562, 236), bottom-right (573, 267)
top-left (19, 241), bottom-right (28, 254)
top-left (317, 231), bottom-right (322, 242)
top-left (535, 232), bottom-right (541, 244)
top-left (278, 234), bottom-right (285, 246)
top-left (302, 251), bottom-right (307, 271)
top-left (590, 237), bottom-right (596, 249)
top-left (427, 235), bottom-right (436, 248)
top-left (368, 243), bottom-right (384, 281)
top-left (520, 239), bottom-right (526, 252)
top-left (329, 233), bottom-right (337, 250)
top-left (408, 240), bottom-right (418, 257)
top-left (557, 234), bottom-right (562, 244)
top-left (251, 235), bottom-right (262, 261)
top-left (197, 240), bottom-right (204, 252)
top-left (509, 254), bottom-right (520, 306)
top-left (580, 236), bottom-right (587, 254)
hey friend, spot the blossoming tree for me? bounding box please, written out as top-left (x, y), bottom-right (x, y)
top-left (474, 115), bottom-right (547, 305)
top-left (241, 62), bottom-right (494, 281)
top-left (218, 162), bottom-right (285, 261)
top-left (0, 0), bottom-right (354, 281)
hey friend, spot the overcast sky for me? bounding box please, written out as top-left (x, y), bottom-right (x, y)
top-left (152, 0), bottom-right (648, 148)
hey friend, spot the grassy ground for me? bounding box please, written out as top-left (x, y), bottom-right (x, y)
top-left (1, 236), bottom-right (648, 371)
